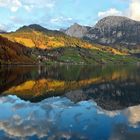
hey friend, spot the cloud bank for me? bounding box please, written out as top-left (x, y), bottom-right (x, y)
top-left (129, 0), bottom-right (140, 20)
top-left (98, 0), bottom-right (140, 21)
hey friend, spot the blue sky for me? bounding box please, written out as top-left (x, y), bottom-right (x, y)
top-left (0, 0), bottom-right (139, 31)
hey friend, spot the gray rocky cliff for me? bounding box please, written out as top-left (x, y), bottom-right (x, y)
top-left (64, 16), bottom-right (140, 48)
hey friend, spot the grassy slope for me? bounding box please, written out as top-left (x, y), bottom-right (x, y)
top-left (45, 47), bottom-right (139, 65)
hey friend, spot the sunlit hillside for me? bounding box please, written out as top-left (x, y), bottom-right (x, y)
top-left (1, 24), bottom-right (127, 55)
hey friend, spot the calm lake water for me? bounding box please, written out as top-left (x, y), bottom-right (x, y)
top-left (0, 65), bottom-right (140, 140)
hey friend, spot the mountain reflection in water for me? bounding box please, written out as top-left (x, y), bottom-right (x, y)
top-left (0, 65), bottom-right (140, 140)
top-left (0, 65), bottom-right (140, 110)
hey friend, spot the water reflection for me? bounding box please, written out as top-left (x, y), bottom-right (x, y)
top-left (0, 65), bottom-right (140, 139)
top-left (0, 95), bottom-right (140, 140)
top-left (0, 65), bottom-right (140, 110)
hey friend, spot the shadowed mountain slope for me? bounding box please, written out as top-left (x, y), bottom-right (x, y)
top-left (0, 36), bottom-right (35, 64)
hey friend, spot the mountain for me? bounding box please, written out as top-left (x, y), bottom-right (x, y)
top-left (3, 24), bottom-right (94, 50)
top-left (64, 23), bottom-right (91, 38)
top-left (0, 35), bottom-right (35, 64)
top-left (0, 24), bottom-right (139, 64)
top-left (0, 29), bottom-right (6, 33)
top-left (1, 24), bottom-right (128, 54)
top-left (64, 16), bottom-right (140, 51)
top-left (17, 24), bottom-right (64, 36)
top-left (86, 16), bottom-right (140, 46)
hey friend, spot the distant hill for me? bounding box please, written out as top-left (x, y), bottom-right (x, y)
top-left (17, 24), bottom-right (65, 36)
top-left (0, 29), bottom-right (6, 34)
top-left (0, 36), bottom-right (34, 64)
top-left (64, 16), bottom-right (140, 53)
top-left (2, 24), bottom-right (93, 50)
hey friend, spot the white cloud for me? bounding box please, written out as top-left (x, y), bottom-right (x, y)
top-left (23, 5), bottom-right (32, 12)
top-left (21, 0), bottom-right (56, 10)
top-left (0, 24), bottom-right (7, 31)
top-left (45, 3), bottom-right (55, 8)
top-left (10, 16), bottom-right (24, 24)
top-left (129, 0), bottom-right (140, 21)
top-left (124, 105), bottom-right (140, 128)
top-left (0, 23), bottom-right (14, 31)
top-left (98, 8), bottom-right (123, 18)
top-left (11, 6), bottom-right (19, 12)
top-left (0, 0), bottom-right (55, 12)
top-left (0, 0), bottom-right (22, 12)
top-left (50, 16), bottom-right (73, 24)
top-left (97, 0), bottom-right (140, 21)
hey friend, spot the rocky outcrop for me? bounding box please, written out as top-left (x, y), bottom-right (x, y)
top-left (64, 16), bottom-right (140, 48)
top-left (86, 16), bottom-right (140, 46)
top-left (64, 23), bottom-right (91, 38)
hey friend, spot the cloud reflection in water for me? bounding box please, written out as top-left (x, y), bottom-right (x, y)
top-left (0, 95), bottom-right (140, 140)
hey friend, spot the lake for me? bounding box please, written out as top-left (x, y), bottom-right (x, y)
top-left (0, 65), bottom-right (140, 140)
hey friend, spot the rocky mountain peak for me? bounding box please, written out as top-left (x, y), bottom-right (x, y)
top-left (95, 16), bottom-right (134, 28)
top-left (87, 16), bottom-right (140, 45)
top-left (72, 23), bottom-right (81, 27)
top-left (64, 16), bottom-right (140, 48)
top-left (65, 23), bottom-right (91, 38)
